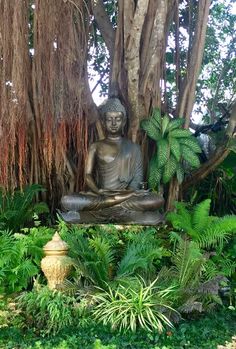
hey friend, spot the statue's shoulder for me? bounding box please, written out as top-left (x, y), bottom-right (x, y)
top-left (122, 138), bottom-right (141, 152)
top-left (88, 141), bottom-right (101, 153)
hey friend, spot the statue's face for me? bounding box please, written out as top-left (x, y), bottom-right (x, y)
top-left (105, 111), bottom-right (125, 136)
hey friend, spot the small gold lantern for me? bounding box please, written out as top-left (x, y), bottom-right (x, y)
top-left (41, 232), bottom-right (73, 290)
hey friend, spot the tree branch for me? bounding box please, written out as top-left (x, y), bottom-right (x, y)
top-left (91, 0), bottom-right (115, 59)
top-left (177, 0), bottom-right (211, 126)
top-left (182, 145), bottom-right (230, 191)
top-left (182, 103), bottom-right (236, 190)
top-left (125, 0), bottom-right (149, 142)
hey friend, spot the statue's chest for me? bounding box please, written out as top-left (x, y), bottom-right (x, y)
top-left (96, 143), bottom-right (120, 163)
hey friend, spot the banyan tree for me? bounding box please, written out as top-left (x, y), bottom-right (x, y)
top-left (0, 0), bottom-right (235, 211)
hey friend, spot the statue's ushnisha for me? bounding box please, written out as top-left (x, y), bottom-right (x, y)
top-left (61, 98), bottom-right (164, 224)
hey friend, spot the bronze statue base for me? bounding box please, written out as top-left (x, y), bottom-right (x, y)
top-left (59, 207), bottom-right (164, 225)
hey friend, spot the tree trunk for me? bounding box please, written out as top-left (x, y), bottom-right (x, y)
top-left (0, 0), bottom-right (96, 209)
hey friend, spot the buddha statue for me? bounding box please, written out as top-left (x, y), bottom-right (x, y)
top-left (60, 98), bottom-right (164, 225)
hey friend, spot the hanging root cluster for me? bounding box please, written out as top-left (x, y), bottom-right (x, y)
top-left (0, 0), bottom-right (93, 210)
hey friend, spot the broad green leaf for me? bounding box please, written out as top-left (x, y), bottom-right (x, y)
top-left (168, 118), bottom-right (184, 131)
top-left (157, 139), bottom-right (170, 168)
top-left (151, 108), bottom-right (162, 127)
top-left (162, 155), bottom-right (177, 184)
top-left (148, 155), bottom-right (162, 189)
top-left (170, 129), bottom-right (192, 138)
top-left (170, 137), bottom-right (181, 161)
top-left (140, 119), bottom-right (160, 141)
top-left (181, 145), bottom-right (200, 168)
top-left (179, 137), bottom-right (202, 153)
top-left (161, 115), bottom-right (170, 136)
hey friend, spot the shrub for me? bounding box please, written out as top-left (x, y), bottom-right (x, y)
top-left (141, 108), bottom-right (201, 188)
top-left (167, 199), bottom-right (236, 249)
top-left (17, 286), bottom-right (82, 336)
top-left (60, 220), bottom-right (167, 289)
top-left (93, 277), bottom-right (176, 333)
top-left (0, 184), bottom-right (49, 233)
top-left (0, 226), bottom-right (54, 294)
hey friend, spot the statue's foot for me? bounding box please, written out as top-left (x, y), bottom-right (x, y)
top-left (59, 208), bottom-right (164, 225)
top-left (58, 210), bottom-right (81, 223)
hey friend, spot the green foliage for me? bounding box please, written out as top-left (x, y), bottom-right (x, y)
top-left (93, 278), bottom-right (175, 333)
top-left (170, 239), bottom-right (204, 290)
top-left (17, 286), bottom-right (81, 336)
top-left (0, 308), bottom-right (235, 349)
top-left (167, 199), bottom-right (236, 249)
top-left (61, 228), bottom-right (115, 288)
top-left (195, 1), bottom-right (236, 121)
top-left (0, 226), bottom-right (54, 294)
top-left (166, 199), bottom-right (236, 312)
top-left (0, 185), bottom-right (49, 233)
top-left (93, 339), bottom-right (116, 349)
top-left (60, 222), bottom-right (167, 289)
top-left (116, 231), bottom-right (165, 279)
top-left (141, 109), bottom-right (201, 189)
top-left (187, 153), bottom-right (236, 216)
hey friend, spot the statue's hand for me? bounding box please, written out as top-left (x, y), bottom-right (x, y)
top-left (132, 189), bottom-right (150, 197)
top-left (98, 189), bottom-right (116, 197)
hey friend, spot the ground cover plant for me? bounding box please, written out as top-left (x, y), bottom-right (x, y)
top-left (0, 307), bottom-right (235, 349)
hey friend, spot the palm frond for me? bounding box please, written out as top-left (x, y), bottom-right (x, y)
top-left (171, 239), bottom-right (204, 289)
top-left (117, 232), bottom-right (164, 278)
top-left (89, 237), bottom-right (114, 268)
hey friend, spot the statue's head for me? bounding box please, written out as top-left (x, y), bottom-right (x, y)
top-left (99, 98), bottom-right (126, 136)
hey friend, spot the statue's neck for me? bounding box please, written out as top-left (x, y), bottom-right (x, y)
top-left (107, 135), bottom-right (123, 142)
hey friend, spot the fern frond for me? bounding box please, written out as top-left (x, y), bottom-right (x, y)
top-left (197, 215), bottom-right (236, 249)
top-left (192, 199), bottom-right (211, 234)
top-left (169, 231), bottom-right (183, 244)
top-left (218, 259), bottom-right (236, 277)
top-left (171, 240), bottom-right (204, 288)
top-left (89, 237), bottom-right (114, 268)
top-left (117, 232), bottom-right (163, 278)
top-left (167, 202), bottom-right (194, 235)
top-left (0, 230), bottom-right (16, 256)
top-left (202, 259), bottom-right (219, 280)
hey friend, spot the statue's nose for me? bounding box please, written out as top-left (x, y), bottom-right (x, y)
top-left (112, 119), bottom-right (116, 126)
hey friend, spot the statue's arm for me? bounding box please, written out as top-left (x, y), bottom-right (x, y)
top-left (128, 145), bottom-right (143, 190)
top-left (85, 143), bottom-right (100, 194)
